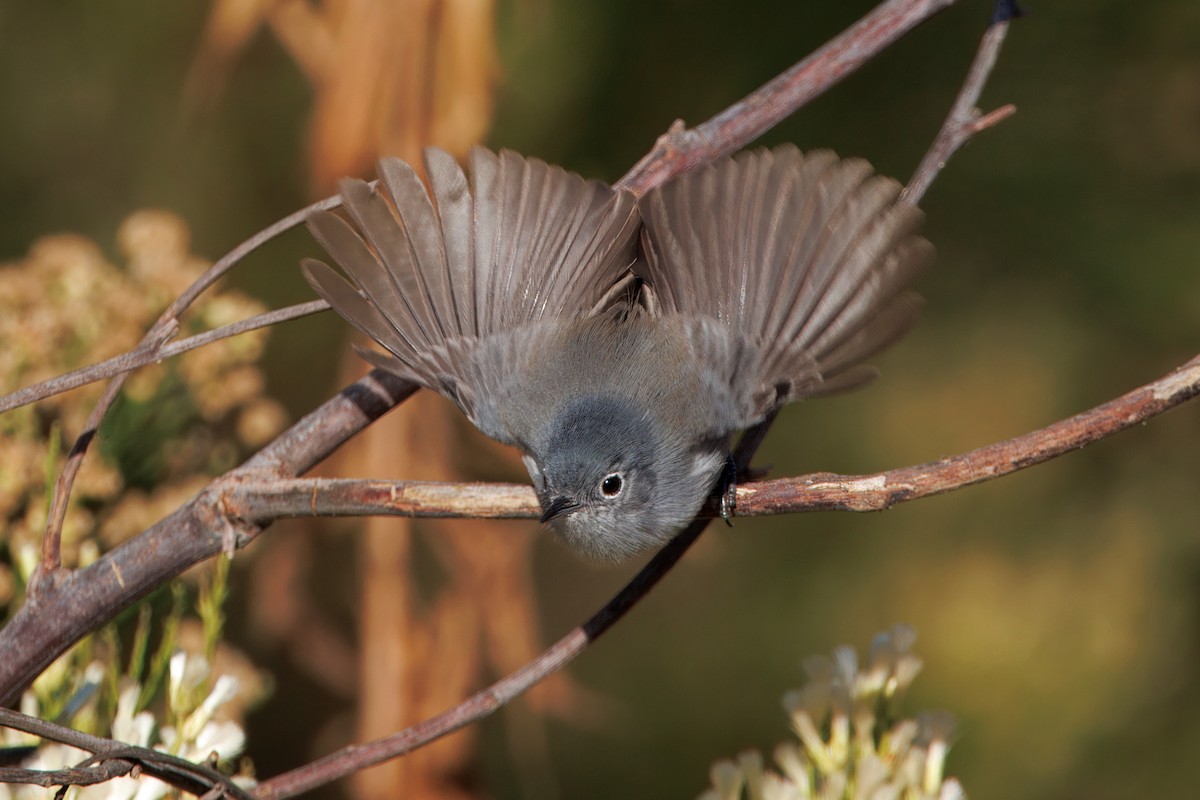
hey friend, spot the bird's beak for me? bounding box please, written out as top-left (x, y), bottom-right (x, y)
top-left (539, 495), bottom-right (579, 524)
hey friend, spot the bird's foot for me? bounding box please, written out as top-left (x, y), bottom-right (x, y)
top-left (718, 454), bottom-right (737, 527)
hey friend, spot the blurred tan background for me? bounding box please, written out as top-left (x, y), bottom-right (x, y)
top-left (2, 1), bottom-right (1199, 798)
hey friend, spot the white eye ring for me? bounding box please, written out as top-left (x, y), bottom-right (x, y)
top-left (600, 472), bottom-right (624, 498)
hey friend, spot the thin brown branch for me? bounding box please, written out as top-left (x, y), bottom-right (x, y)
top-left (33, 194), bottom-right (346, 582)
top-left (618, 0), bottom-right (958, 195)
top-left (254, 520), bottom-right (704, 800)
top-left (38, 325), bottom-right (172, 576)
top-left (903, 14), bottom-right (1013, 203)
top-left (222, 354), bottom-right (1200, 522)
top-left (169, 196), bottom-right (346, 320)
top-left (746, 354), bottom-right (1200, 513)
top-left (223, 478), bottom-right (537, 521)
top-left (0, 708), bottom-right (253, 799)
top-left (0, 763), bottom-right (133, 790)
top-left (0, 300), bottom-right (329, 415)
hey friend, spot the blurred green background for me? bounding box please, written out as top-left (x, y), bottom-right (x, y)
top-left (3, 1), bottom-right (1200, 798)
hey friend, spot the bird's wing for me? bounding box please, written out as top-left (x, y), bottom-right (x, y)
top-left (637, 145), bottom-right (932, 431)
top-left (303, 147), bottom-right (640, 442)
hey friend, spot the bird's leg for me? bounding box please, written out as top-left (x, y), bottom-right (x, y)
top-left (717, 453), bottom-right (737, 526)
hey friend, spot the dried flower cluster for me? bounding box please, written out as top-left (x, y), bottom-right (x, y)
top-left (0, 212), bottom-right (276, 796)
top-left (0, 210), bottom-right (288, 599)
top-left (700, 626), bottom-right (964, 800)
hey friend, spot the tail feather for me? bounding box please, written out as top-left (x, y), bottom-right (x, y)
top-left (638, 145), bottom-right (930, 428)
top-left (303, 146), bottom-right (640, 440)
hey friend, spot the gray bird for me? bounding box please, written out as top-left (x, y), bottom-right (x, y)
top-left (303, 145), bottom-right (931, 561)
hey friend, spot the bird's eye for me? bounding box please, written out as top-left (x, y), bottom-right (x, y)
top-left (600, 472), bottom-right (624, 498)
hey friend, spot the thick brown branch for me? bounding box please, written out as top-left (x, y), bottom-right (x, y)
top-left (0, 370), bottom-right (416, 706)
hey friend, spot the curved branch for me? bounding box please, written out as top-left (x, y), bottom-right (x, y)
top-left (0, 708), bottom-right (253, 800)
top-left (253, 520), bottom-right (705, 799)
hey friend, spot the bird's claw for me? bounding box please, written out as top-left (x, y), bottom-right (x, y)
top-left (718, 454), bottom-right (737, 527)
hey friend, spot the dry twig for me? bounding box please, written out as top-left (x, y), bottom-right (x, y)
top-left (0, 708), bottom-right (252, 799)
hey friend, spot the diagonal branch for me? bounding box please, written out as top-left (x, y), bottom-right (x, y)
top-left (904, 11), bottom-right (1016, 203)
top-left (34, 194), bottom-right (346, 582)
top-left (741, 354), bottom-right (1200, 514)
top-left (619, 0), bottom-right (958, 195)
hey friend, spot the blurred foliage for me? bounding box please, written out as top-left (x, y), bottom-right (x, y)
top-left (699, 626), bottom-right (964, 800)
top-left (1, 1), bottom-right (1199, 799)
top-left (0, 576), bottom-right (264, 800)
top-left (0, 208), bottom-right (277, 795)
top-left (0, 209), bottom-right (287, 591)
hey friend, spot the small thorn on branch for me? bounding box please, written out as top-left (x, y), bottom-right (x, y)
top-left (971, 103), bottom-right (1017, 133)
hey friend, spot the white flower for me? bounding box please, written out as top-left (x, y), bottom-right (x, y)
top-left (181, 674), bottom-right (238, 745)
top-left (773, 742), bottom-right (811, 796)
top-left (191, 719), bottom-right (246, 762)
top-left (110, 680), bottom-right (154, 749)
top-left (706, 759), bottom-right (745, 800)
top-left (167, 652), bottom-right (209, 719)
